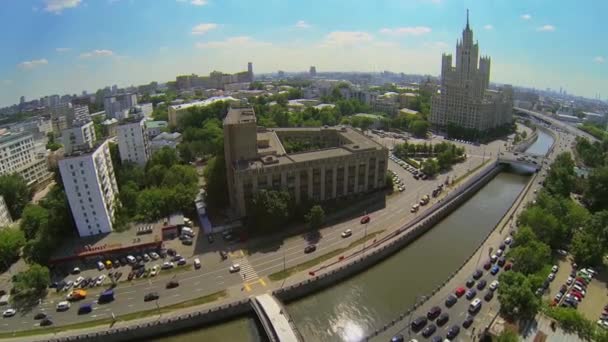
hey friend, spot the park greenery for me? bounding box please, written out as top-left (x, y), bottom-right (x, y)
top-left (579, 122), bottom-right (608, 141)
top-left (12, 264), bottom-right (50, 298)
top-left (447, 121), bottom-right (516, 142)
top-left (0, 228), bottom-right (25, 272)
top-left (393, 141), bottom-right (466, 176)
top-left (0, 173), bottom-right (33, 219)
top-left (305, 205), bottom-right (325, 230)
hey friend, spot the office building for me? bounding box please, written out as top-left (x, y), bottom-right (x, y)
top-left (309, 66), bottom-right (317, 77)
top-left (0, 131), bottom-right (51, 186)
top-left (117, 117), bottom-right (151, 166)
top-left (430, 12), bottom-right (513, 132)
top-left (59, 141), bottom-right (119, 237)
top-left (223, 107), bottom-right (388, 217)
top-left (61, 121), bottom-right (96, 155)
top-left (104, 93), bottom-right (138, 118)
top-left (0, 195), bottom-right (12, 228)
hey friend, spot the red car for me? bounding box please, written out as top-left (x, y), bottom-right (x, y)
top-left (569, 291), bottom-right (583, 300)
top-left (360, 215), bottom-right (370, 224)
top-left (504, 263), bottom-right (513, 271)
top-left (455, 287), bottom-right (466, 297)
top-left (483, 261), bottom-right (492, 270)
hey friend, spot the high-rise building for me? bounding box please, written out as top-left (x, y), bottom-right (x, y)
top-left (430, 11), bottom-right (513, 132)
top-left (309, 66), bottom-right (317, 77)
top-left (0, 131), bottom-right (51, 186)
top-left (59, 141), bottom-right (119, 237)
top-left (68, 104), bottom-right (91, 127)
top-left (0, 195), bottom-right (13, 227)
top-left (104, 93), bottom-right (138, 118)
top-left (117, 116), bottom-right (151, 166)
top-left (49, 95), bottom-right (60, 107)
top-left (61, 121), bottom-right (96, 155)
top-left (248, 62), bottom-right (254, 82)
top-left (19, 96), bottom-right (25, 105)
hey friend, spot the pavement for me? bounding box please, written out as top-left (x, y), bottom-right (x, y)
top-left (372, 125), bottom-right (580, 341)
top-left (0, 134), bottom-right (508, 339)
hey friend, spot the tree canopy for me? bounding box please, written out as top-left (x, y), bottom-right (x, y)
top-left (0, 228), bottom-right (25, 272)
top-left (0, 173), bottom-right (33, 219)
top-left (305, 205), bottom-right (325, 230)
top-left (497, 271), bottom-right (541, 319)
top-left (12, 264), bottom-right (50, 298)
top-left (247, 190), bottom-right (293, 234)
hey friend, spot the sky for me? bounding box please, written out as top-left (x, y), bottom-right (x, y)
top-left (1, 0), bottom-right (606, 107)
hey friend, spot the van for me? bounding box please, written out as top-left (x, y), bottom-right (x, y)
top-left (0, 294), bottom-right (10, 305)
top-left (469, 298), bottom-right (482, 313)
top-left (126, 255), bottom-right (136, 264)
top-left (78, 303), bottom-right (92, 315)
top-left (194, 258), bottom-right (201, 269)
top-left (98, 289), bottom-right (114, 304)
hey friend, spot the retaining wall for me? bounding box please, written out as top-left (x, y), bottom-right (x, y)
top-left (513, 130), bottom-right (539, 152)
top-left (274, 163), bottom-right (503, 303)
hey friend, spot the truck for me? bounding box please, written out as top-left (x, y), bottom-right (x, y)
top-left (98, 289), bottom-right (114, 304)
top-left (419, 195), bottom-right (430, 206)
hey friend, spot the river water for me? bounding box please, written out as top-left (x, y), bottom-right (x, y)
top-left (153, 131), bottom-right (553, 342)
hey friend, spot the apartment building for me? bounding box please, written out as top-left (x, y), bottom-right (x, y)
top-left (117, 117), bottom-right (150, 166)
top-left (0, 131), bottom-right (51, 186)
top-left (61, 121), bottom-right (96, 155)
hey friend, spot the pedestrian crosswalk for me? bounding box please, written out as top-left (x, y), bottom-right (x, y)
top-left (234, 255), bottom-right (259, 282)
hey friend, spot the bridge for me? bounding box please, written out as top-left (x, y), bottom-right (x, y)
top-left (497, 151), bottom-right (543, 170)
top-left (250, 294), bottom-right (302, 342)
top-left (514, 107), bottom-right (599, 143)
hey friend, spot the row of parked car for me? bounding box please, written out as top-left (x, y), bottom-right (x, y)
top-left (389, 170), bottom-right (406, 192)
top-left (389, 154), bottom-right (428, 180)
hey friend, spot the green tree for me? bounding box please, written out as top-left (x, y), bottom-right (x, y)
top-left (247, 190), bottom-right (293, 234)
top-left (135, 188), bottom-right (170, 221)
top-left (545, 152), bottom-right (576, 197)
top-left (518, 206), bottom-right (564, 249)
top-left (0, 173), bottom-right (33, 219)
top-left (0, 228), bottom-right (25, 271)
top-left (496, 330), bottom-right (520, 342)
top-left (385, 173), bottom-right (394, 191)
top-left (409, 120), bottom-right (429, 138)
top-left (147, 147), bottom-right (179, 170)
top-left (162, 164), bottom-right (198, 188)
top-left (497, 271), bottom-right (541, 319)
top-left (509, 239), bottom-right (551, 274)
top-left (305, 205), bottom-right (325, 230)
top-left (570, 230), bottom-right (604, 267)
top-left (203, 155), bottom-right (229, 209)
top-left (584, 166), bottom-right (608, 212)
top-left (421, 159), bottom-right (439, 177)
top-left (45, 132), bottom-right (62, 151)
top-left (19, 205), bottom-right (49, 240)
top-left (13, 264), bottom-right (50, 297)
top-left (511, 225), bottom-right (537, 248)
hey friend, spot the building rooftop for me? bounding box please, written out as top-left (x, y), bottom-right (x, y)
top-left (152, 132), bottom-right (182, 141)
top-left (169, 96), bottom-right (238, 111)
top-left (224, 107), bottom-right (257, 125)
top-left (146, 120), bottom-right (168, 129)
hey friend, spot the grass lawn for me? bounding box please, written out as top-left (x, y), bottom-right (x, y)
top-left (268, 230), bottom-right (384, 281)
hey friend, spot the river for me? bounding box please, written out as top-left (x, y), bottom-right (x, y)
top-left (152, 130), bottom-right (554, 342)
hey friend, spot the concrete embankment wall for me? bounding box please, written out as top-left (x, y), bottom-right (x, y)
top-left (513, 129), bottom-right (539, 152)
top-left (274, 163), bottom-right (503, 303)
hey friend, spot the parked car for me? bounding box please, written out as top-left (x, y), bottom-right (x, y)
top-left (477, 279), bottom-right (487, 290)
top-left (2, 308), bottom-right (16, 317)
top-left (455, 287), bottom-right (466, 297)
top-left (360, 215), bottom-right (370, 224)
top-left (466, 279), bottom-right (475, 288)
top-left (229, 264), bottom-right (241, 273)
top-left (436, 312), bottom-right (449, 326)
top-left (466, 289), bottom-right (477, 300)
top-left (194, 258), bottom-right (201, 269)
top-left (491, 265), bottom-right (500, 275)
top-left (489, 280), bottom-right (499, 291)
top-left (462, 316), bottom-right (474, 328)
top-left (422, 324), bottom-right (437, 338)
top-left (484, 290), bottom-right (494, 301)
top-left (144, 292), bottom-right (159, 302)
top-left (472, 270), bottom-right (483, 279)
top-left (410, 316), bottom-right (428, 332)
top-left (176, 258), bottom-right (187, 266)
top-left (445, 294), bottom-right (457, 308)
top-left (427, 306), bottom-right (442, 320)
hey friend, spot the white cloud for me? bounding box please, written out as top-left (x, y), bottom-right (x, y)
top-left (196, 36), bottom-right (271, 49)
top-left (80, 49), bottom-right (114, 58)
top-left (191, 23), bottom-right (218, 35)
top-left (1, 80), bottom-right (12, 86)
top-left (537, 25), bottom-right (556, 32)
top-left (379, 26), bottom-right (432, 36)
top-left (594, 56), bottom-right (605, 64)
top-left (295, 20), bottom-right (311, 29)
top-left (18, 59), bottom-right (49, 70)
top-left (55, 47), bottom-right (71, 52)
top-left (44, 0), bottom-right (81, 13)
top-left (521, 14), bottom-right (532, 20)
top-left (322, 31), bottom-right (374, 47)
top-left (483, 25), bottom-right (494, 30)
top-left (423, 41), bottom-right (449, 49)
top-left (176, 0), bottom-right (208, 6)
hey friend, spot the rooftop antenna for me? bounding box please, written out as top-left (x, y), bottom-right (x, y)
top-left (466, 9), bottom-right (470, 30)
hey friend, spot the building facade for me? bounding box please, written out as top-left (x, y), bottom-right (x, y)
top-left (430, 12), bottom-right (513, 132)
top-left (104, 93), bottom-right (138, 118)
top-left (0, 195), bottom-right (12, 227)
top-left (150, 132), bottom-right (182, 152)
top-left (58, 141), bottom-right (119, 237)
top-left (0, 132), bottom-right (51, 186)
top-left (224, 107), bottom-right (388, 217)
top-left (117, 117), bottom-right (151, 166)
top-left (61, 121), bottom-right (96, 155)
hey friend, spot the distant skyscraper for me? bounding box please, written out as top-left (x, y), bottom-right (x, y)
top-left (19, 96), bottom-right (25, 104)
top-left (104, 93), bottom-right (138, 118)
top-left (309, 66), bottom-right (317, 77)
top-left (111, 85), bottom-right (118, 94)
top-left (49, 95), bottom-right (60, 107)
top-left (247, 62), bottom-right (254, 82)
top-left (430, 11), bottom-right (513, 132)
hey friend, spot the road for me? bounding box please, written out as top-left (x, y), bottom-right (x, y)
top-left (0, 136), bottom-right (506, 333)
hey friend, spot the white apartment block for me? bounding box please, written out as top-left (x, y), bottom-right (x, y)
top-left (0, 132), bottom-right (51, 186)
top-left (61, 121), bottom-right (96, 155)
top-left (0, 195), bottom-right (12, 227)
top-left (59, 141), bottom-right (119, 237)
top-left (117, 117), bottom-right (151, 166)
top-left (104, 93), bottom-right (138, 118)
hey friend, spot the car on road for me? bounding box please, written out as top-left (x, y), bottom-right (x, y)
top-left (447, 324), bottom-right (460, 339)
top-left (410, 316), bottom-right (427, 332)
top-left (445, 294), bottom-right (457, 308)
top-left (150, 265), bottom-right (159, 277)
top-left (182, 238), bottom-right (193, 246)
top-left (465, 289), bottom-right (477, 300)
top-left (144, 292), bottom-right (159, 302)
top-left (177, 258), bottom-right (187, 266)
top-left (462, 316), bottom-right (474, 328)
top-left (34, 312), bottom-right (47, 320)
top-left (341, 229), bottom-right (352, 238)
top-left (552, 265), bottom-right (559, 273)
top-left (472, 270), bottom-right (483, 279)
top-left (40, 318), bottom-right (53, 326)
top-left (171, 255), bottom-right (182, 262)
top-left (466, 279), bottom-right (475, 288)
top-left (161, 262), bottom-right (174, 270)
top-left (56, 301), bottom-right (71, 311)
top-left (150, 252), bottom-right (159, 260)
top-left (360, 215), bottom-right (370, 224)
top-left (78, 303), bottom-right (92, 315)
top-left (194, 258), bottom-right (201, 269)
top-left (166, 280), bottom-right (179, 289)
top-left (489, 280), bottom-right (499, 291)
top-left (483, 261), bottom-right (491, 270)
top-left (436, 312), bottom-right (449, 326)
top-left (389, 334), bottom-right (404, 342)
top-left (229, 264), bottom-right (241, 273)
top-left (427, 306), bottom-right (441, 320)
top-left (219, 250), bottom-right (228, 260)
top-left (476, 279), bottom-right (487, 290)
top-left (304, 245), bottom-right (317, 254)
top-left (430, 336), bottom-right (442, 342)
top-left (2, 308), bottom-right (16, 317)
top-left (484, 290), bottom-right (494, 301)
top-left (491, 265), bottom-right (500, 275)
top-left (455, 287), bottom-right (466, 297)
top-left (421, 324), bottom-right (437, 338)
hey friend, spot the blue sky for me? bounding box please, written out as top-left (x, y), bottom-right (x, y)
top-left (1, 0), bottom-right (606, 106)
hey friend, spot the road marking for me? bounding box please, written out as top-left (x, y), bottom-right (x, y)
top-left (121, 290), bottom-right (136, 294)
top-left (128, 304), bottom-right (134, 308)
top-left (172, 294), bottom-right (180, 297)
top-left (126, 297), bottom-right (134, 300)
top-left (196, 288), bottom-right (202, 291)
top-left (259, 278), bottom-right (266, 287)
top-left (244, 283), bottom-right (251, 292)
top-left (194, 281), bottom-right (200, 285)
top-left (217, 281), bottom-right (224, 285)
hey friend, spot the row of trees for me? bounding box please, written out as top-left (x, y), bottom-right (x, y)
top-left (447, 121), bottom-right (516, 142)
top-left (393, 141), bottom-right (466, 176)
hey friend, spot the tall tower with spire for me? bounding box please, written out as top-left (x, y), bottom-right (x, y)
top-left (430, 11), bottom-right (513, 134)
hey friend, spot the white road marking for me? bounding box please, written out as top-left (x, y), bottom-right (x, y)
top-left (128, 304), bottom-right (134, 308)
top-left (195, 288), bottom-right (202, 291)
top-left (126, 297), bottom-right (134, 300)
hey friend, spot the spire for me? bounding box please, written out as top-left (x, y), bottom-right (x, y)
top-left (466, 9), bottom-right (470, 30)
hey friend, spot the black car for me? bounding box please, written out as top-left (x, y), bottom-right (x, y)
top-left (304, 245), bottom-right (317, 254)
top-left (159, 250), bottom-right (167, 258)
top-left (421, 324), bottom-right (437, 338)
top-left (499, 243), bottom-right (506, 250)
top-left (171, 255), bottom-right (182, 262)
top-left (34, 312), bottom-right (47, 320)
top-left (427, 306), bottom-right (441, 320)
top-left (136, 255), bottom-right (143, 262)
top-left (476, 279), bottom-right (487, 290)
top-left (113, 259), bottom-right (120, 268)
top-left (484, 290), bottom-right (494, 301)
top-left (390, 334), bottom-right (404, 342)
top-left (182, 239), bottom-right (193, 246)
top-left (40, 318), bottom-right (53, 326)
top-left (167, 248), bottom-right (176, 257)
top-left (220, 250), bottom-right (228, 260)
top-left (497, 258), bottom-right (506, 267)
top-left (559, 284), bottom-right (568, 294)
top-left (472, 270), bottom-right (483, 279)
top-left (144, 292), bottom-right (159, 302)
top-left (120, 257), bottom-right (128, 265)
top-left (447, 325), bottom-right (460, 339)
top-left (465, 289), bottom-right (477, 300)
top-left (466, 279), bottom-right (475, 288)
top-left (436, 312), bottom-right (449, 326)
top-left (166, 280), bottom-right (179, 289)
top-left (177, 258), bottom-right (187, 266)
top-left (411, 316), bottom-right (427, 331)
top-left (430, 336), bottom-right (442, 342)
top-left (445, 294), bottom-right (457, 308)
top-left (462, 316), bottom-right (474, 328)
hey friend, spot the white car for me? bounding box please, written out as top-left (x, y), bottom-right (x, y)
top-left (597, 320), bottom-right (608, 329)
top-left (229, 264), bottom-right (241, 273)
top-left (341, 229), bottom-right (352, 238)
top-left (551, 265), bottom-right (559, 273)
top-left (548, 273), bottom-right (555, 281)
top-left (496, 249), bottom-right (503, 257)
top-left (161, 261), bottom-right (174, 269)
top-left (556, 249), bottom-right (568, 256)
top-left (149, 252), bottom-right (159, 260)
top-left (555, 292), bottom-right (563, 301)
top-left (585, 268), bottom-right (597, 277)
top-left (566, 276), bottom-right (574, 285)
top-left (73, 276), bottom-right (84, 288)
top-left (150, 265), bottom-right (159, 277)
top-left (56, 301), bottom-right (70, 311)
top-left (489, 280), bottom-right (499, 291)
top-left (95, 274), bottom-right (106, 286)
top-left (2, 308), bottom-right (16, 317)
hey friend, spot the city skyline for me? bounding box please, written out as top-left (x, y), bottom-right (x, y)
top-left (1, 0), bottom-right (606, 106)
